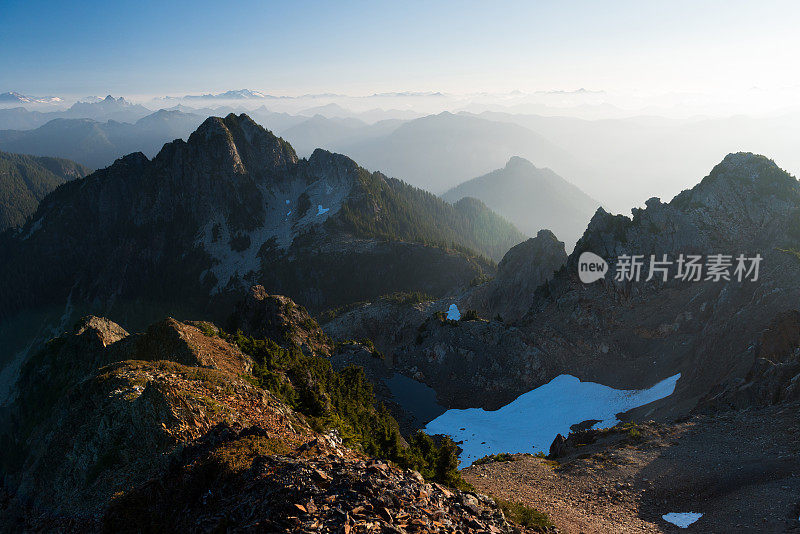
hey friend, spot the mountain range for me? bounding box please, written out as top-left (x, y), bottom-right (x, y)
top-left (1, 110), bottom-right (800, 530)
top-left (442, 156), bottom-right (600, 249)
top-left (0, 110), bottom-right (206, 168)
top-left (0, 95), bottom-right (154, 130)
top-left (0, 92), bottom-right (62, 105)
top-left (0, 113), bottom-right (524, 399)
top-left (337, 112), bottom-right (572, 194)
top-left (324, 152), bottom-right (800, 420)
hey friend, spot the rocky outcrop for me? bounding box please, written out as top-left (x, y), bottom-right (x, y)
top-left (104, 425), bottom-right (520, 533)
top-left (0, 289), bottom-right (528, 532)
top-left (322, 231), bottom-right (566, 412)
top-left (393, 314), bottom-right (550, 410)
top-left (227, 285), bottom-right (333, 357)
top-left (700, 310), bottom-right (800, 409)
top-left (526, 153), bottom-right (800, 418)
top-left (114, 317), bottom-right (253, 375)
top-left (463, 229), bottom-right (567, 322)
top-left (0, 315), bottom-right (305, 517)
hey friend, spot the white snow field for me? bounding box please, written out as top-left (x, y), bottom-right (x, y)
top-left (424, 373), bottom-right (681, 467)
top-left (662, 512), bottom-right (702, 528)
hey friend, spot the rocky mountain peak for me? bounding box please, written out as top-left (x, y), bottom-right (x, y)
top-left (187, 113), bottom-right (297, 174)
top-left (462, 228), bottom-right (567, 322)
top-left (671, 152), bottom-right (799, 213)
top-left (573, 152), bottom-right (800, 261)
top-left (497, 229), bottom-right (565, 277)
top-left (504, 155), bottom-right (534, 170)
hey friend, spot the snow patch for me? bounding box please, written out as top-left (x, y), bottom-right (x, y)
top-left (446, 304), bottom-right (461, 320)
top-left (197, 171), bottom-right (352, 292)
top-left (662, 512), bottom-right (702, 528)
top-left (424, 373), bottom-right (681, 467)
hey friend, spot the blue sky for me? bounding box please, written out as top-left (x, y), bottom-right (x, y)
top-left (3, 0), bottom-right (800, 97)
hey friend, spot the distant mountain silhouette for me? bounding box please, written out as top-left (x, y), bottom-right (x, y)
top-left (0, 110), bottom-right (205, 168)
top-left (338, 112), bottom-right (573, 194)
top-left (442, 157), bottom-right (600, 249)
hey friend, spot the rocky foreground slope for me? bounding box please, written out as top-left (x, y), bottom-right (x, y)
top-left (0, 288), bottom-right (533, 533)
top-left (466, 404), bottom-right (800, 533)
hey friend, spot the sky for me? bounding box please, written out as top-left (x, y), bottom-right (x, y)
top-left (3, 0), bottom-right (800, 100)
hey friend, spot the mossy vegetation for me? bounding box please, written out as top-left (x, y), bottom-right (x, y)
top-left (460, 309), bottom-right (481, 321)
top-left (333, 168), bottom-right (524, 262)
top-left (472, 452), bottom-right (515, 465)
top-left (224, 330), bottom-right (470, 489)
top-left (0, 150), bottom-right (89, 230)
top-left (494, 498), bottom-right (554, 531)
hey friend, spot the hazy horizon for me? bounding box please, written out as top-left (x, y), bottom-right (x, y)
top-left (5, 0), bottom-right (800, 118)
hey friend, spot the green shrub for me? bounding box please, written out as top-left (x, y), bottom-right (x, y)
top-left (461, 309), bottom-right (480, 321)
top-left (473, 452), bottom-right (515, 465)
top-left (224, 330), bottom-right (468, 488)
top-left (495, 498), bottom-right (554, 531)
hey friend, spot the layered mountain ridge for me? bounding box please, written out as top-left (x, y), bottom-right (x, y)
top-left (0, 113), bottom-right (524, 402)
top-left (325, 152), bottom-right (800, 419)
top-left (0, 110), bottom-right (206, 168)
top-left (442, 156), bottom-right (600, 249)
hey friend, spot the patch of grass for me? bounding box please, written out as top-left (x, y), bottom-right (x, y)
top-left (473, 452), bottom-right (515, 465)
top-left (213, 435), bottom-right (293, 473)
top-left (494, 498), bottom-right (554, 531)
top-left (194, 321), bottom-right (218, 337)
top-left (460, 309), bottom-right (480, 321)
